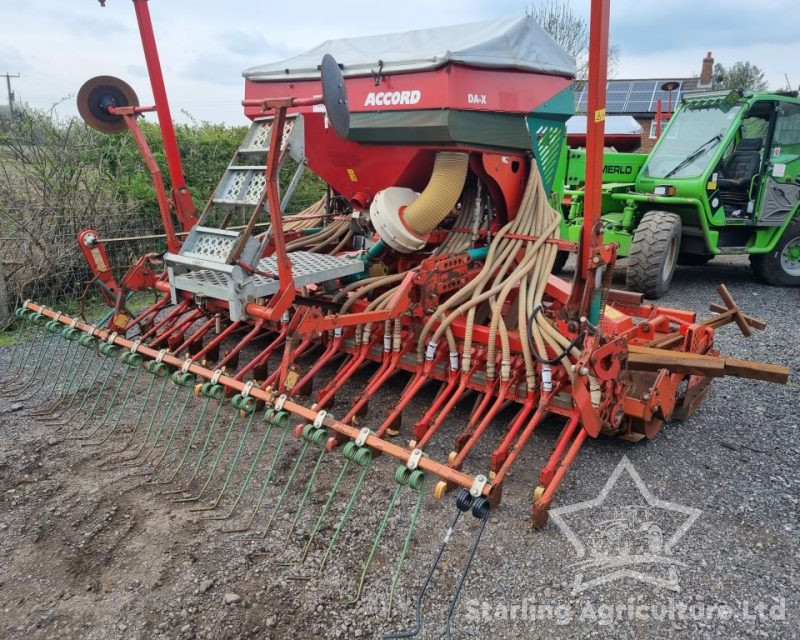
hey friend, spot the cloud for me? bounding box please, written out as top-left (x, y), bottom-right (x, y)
top-left (125, 64), bottom-right (148, 77)
top-left (0, 46), bottom-right (30, 73)
top-left (219, 30), bottom-right (292, 59)
top-left (48, 9), bottom-right (128, 37)
top-left (182, 53), bottom-right (253, 85)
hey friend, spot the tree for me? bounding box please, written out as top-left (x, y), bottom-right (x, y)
top-left (713, 61), bottom-right (768, 92)
top-left (529, 0), bottom-right (618, 79)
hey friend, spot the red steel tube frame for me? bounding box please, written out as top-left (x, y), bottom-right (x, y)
top-left (25, 302), bottom-right (491, 498)
top-left (128, 0), bottom-right (197, 230)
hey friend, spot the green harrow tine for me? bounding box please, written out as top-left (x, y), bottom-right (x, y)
top-left (161, 391), bottom-right (226, 496)
top-left (269, 441), bottom-right (329, 554)
top-left (191, 399), bottom-right (258, 513)
top-left (0, 307), bottom-right (32, 378)
top-left (46, 334), bottom-right (114, 426)
top-left (345, 467), bottom-right (425, 606)
top-left (254, 429), bottom-right (317, 539)
top-left (85, 360), bottom-right (144, 447)
top-left (308, 452), bottom-right (372, 578)
top-left (204, 408), bottom-right (286, 521)
top-left (147, 371), bottom-right (197, 472)
top-left (223, 415), bottom-right (292, 533)
top-left (39, 331), bottom-right (96, 419)
top-left (2, 311), bottom-right (39, 385)
top-left (281, 458), bottom-right (351, 568)
top-left (126, 377), bottom-right (184, 469)
top-left (74, 355), bottom-right (135, 441)
top-left (112, 371), bottom-right (172, 466)
top-left (7, 318), bottom-right (62, 397)
top-left (30, 324), bottom-right (81, 411)
top-left (285, 443), bottom-right (373, 570)
top-left (99, 359), bottom-right (168, 462)
top-left (173, 388), bottom-right (255, 503)
top-left (157, 392), bottom-right (214, 486)
top-left (63, 342), bottom-right (123, 435)
top-left (387, 473), bottom-right (426, 617)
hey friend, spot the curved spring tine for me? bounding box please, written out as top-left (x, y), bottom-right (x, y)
top-left (147, 385), bottom-right (196, 472)
top-left (156, 395), bottom-right (213, 486)
top-left (387, 477), bottom-right (426, 617)
top-left (205, 418), bottom-right (274, 520)
top-left (84, 365), bottom-right (144, 448)
top-left (108, 375), bottom-right (171, 466)
top-left (173, 404), bottom-right (240, 502)
top-left (23, 333), bottom-right (78, 406)
top-left (161, 397), bottom-right (225, 495)
top-left (39, 341), bottom-right (94, 418)
top-left (252, 439), bottom-right (312, 539)
top-left (48, 351), bottom-right (114, 427)
top-left (383, 489), bottom-right (472, 639)
top-left (6, 330), bottom-right (60, 398)
top-left (126, 383), bottom-right (184, 469)
top-left (261, 443), bottom-right (328, 552)
top-left (98, 373), bottom-right (161, 463)
top-left (278, 458), bottom-right (351, 568)
top-left (222, 425), bottom-right (291, 534)
top-left (73, 363), bottom-right (134, 441)
top-left (191, 408), bottom-right (258, 512)
top-left (0, 311), bottom-right (32, 378)
top-left (444, 498), bottom-right (491, 640)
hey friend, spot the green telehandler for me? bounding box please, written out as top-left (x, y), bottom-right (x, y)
top-left (557, 90), bottom-right (800, 298)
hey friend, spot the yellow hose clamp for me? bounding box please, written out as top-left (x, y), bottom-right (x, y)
top-left (69, 318), bottom-right (79, 329)
top-left (313, 410), bottom-right (327, 429)
top-left (53, 311), bottom-right (62, 323)
top-left (274, 394), bottom-right (287, 412)
top-left (130, 339), bottom-right (141, 354)
top-left (355, 427), bottom-right (371, 447)
top-left (406, 448), bottom-right (423, 470)
top-left (106, 331), bottom-right (118, 345)
top-left (155, 348), bottom-right (167, 363)
top-left (241, 381), bottom-right (255, 397)
top-left (87, 324), bottom-right (97, 337)
top-left (181, 358), bottom-right (192, 373)
top-left (211, 369), bottom-right (223, 385)
top-left (22, 299), bottom-right (31, 310)
top-left (470, 474), bottom-right (488, 498)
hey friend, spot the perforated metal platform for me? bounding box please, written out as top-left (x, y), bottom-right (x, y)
top-left (171, 251), bottom-right (364, 320)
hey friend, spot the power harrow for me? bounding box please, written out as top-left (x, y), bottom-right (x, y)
top-left (1, 0), bottom-right (790, 634)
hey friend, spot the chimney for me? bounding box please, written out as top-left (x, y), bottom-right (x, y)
top-left (699, 51), bottom-right (714, 87)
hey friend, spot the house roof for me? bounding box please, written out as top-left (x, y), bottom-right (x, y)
top-left (573, 77), bottom-right (709, 116)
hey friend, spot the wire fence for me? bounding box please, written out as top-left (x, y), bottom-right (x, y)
top-left (0, 205), bottom-right (166, 326)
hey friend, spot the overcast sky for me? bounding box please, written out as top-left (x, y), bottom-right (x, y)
top-left (2, 0), bottom-right (798, 124)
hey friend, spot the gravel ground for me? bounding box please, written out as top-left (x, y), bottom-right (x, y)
top-left (0, 255), bottom-right (797, 640)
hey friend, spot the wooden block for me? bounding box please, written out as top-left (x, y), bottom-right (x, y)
top-left (722, 357), bottom-right (790, 384)
top-left (628, 345), bottom-right (790, 383)
top-left (709, 303), bottom-right (766, 331)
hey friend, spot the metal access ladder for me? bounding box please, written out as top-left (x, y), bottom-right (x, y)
top-left (164, 115), bottom-right (363, 321)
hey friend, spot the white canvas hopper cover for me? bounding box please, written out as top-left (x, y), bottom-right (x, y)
top-left (243, 16), bottom-right (576, 82)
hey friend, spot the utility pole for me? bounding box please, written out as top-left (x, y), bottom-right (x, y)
top-left (2, 73), bottom-right (20, 113)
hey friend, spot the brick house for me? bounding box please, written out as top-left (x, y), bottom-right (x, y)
top-left (573, 52), bottom-right (716, 152)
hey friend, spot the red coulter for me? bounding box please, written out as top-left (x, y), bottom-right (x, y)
top-left (7, 0), bottom-right (788, 627)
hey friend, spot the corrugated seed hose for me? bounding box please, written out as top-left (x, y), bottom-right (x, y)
top-left (402, 152), bottom-right (469, 236)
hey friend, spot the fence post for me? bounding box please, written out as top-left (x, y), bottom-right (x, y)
top-left (0, 260), bottom-right (10, 327)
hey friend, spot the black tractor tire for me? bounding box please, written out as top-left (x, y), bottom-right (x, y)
top-left (677, 252), bottom-right (713, 266)
top-left (749, 219), bottom-right (800, 286)
top-left (626, 210), bottom-right (682, 299)
top-left (552, 250), bottom-right (569, 274)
